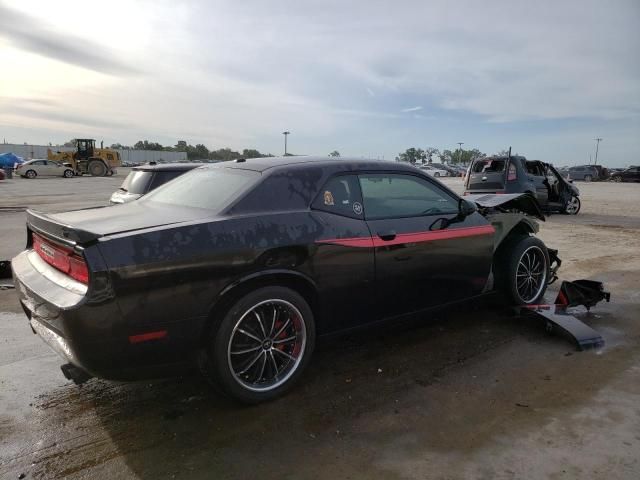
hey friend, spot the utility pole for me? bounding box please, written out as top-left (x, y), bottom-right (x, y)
top-left (282, 131), bottom-right (290, 156)
top-left (457, 142), bottom-right (464, 165)
top-left (594, 138), bottom-right (602, 165)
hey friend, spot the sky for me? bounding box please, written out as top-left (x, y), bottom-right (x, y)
top-left (0, 0), bottom-right (638, 166)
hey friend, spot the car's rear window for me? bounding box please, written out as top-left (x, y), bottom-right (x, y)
top-left (141, 167), bottom-right (259, 211)
top-left (471, 159), bottom-right (506, 173)
top-left (120, 171), bottom-right (154, 194)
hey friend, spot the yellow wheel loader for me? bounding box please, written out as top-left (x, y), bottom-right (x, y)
top-left (47, 139), bottom-right (121, 176)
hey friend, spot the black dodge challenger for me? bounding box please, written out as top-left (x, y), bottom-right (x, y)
top-left (12, 157), bottom-right (555, 403)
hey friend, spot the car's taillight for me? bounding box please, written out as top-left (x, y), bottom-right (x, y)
top-left (507, 163), bottom-right (517, 181)
top-left (32, 233), bottom-right (89, 284)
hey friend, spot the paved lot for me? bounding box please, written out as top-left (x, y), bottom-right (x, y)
top-left (1, 172), bottom-right (639, 479)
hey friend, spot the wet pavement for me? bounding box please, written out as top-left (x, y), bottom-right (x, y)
top-left (1, 175), bottom-right (639, 479)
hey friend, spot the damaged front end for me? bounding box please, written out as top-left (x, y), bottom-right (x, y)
top-left (469, 193), bottom-right (561, 283)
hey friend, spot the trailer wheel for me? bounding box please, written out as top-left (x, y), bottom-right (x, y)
top-left (88, 160), bottom-right (107, 176)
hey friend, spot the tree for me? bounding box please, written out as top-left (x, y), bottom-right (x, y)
top-left (328, 150), bottom-right (340, 157)
top-left (397, 147), bottom-right (426, 164)
top-left (242, 149), bottom-right (263, 158)
top-left (438, 149), bottom-right (454, 163)
top-left (134, 140), bottom-right (164, 151)
top-left (424, 147), bottom-right (439, 163)
top-left (209, 148), bottom-right (241, 161)
top-left (63, 139), bottom-right (76, 147)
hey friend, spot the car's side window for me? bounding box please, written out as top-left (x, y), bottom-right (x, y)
top-left (359, 174), bottom-right (459, 220)
top-left (312, 175), bottom-right (364, 219)
top-left (32, 160), bottom-right (45, 165)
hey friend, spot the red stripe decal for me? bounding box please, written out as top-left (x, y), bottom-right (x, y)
top-left (317, 225), bottom-right (495, 248)
top-left (129, 330), bottom-right (168, 344)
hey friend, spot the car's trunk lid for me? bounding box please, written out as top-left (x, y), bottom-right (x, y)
top-left (27, 202), bottom-right (213, 245)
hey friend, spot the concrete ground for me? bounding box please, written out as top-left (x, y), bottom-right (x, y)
top-left (1, 171), bottom-right (639, 480)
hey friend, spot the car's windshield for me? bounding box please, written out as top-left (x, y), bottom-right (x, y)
top-left (141, 167), bottom-right (259, 211)
top-left (120, 170), bottom-right (154, 194)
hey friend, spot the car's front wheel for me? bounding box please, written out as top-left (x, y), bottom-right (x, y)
top-left (25, 169), bottom-right (37, 179)
top-left (612, 175), bottom-right (622, 183)
top-left (203, 286), bottom-right (315, 403)
top-left (63, 169), bottom-right (74, 178)
top-left (584, 174), bottom-right (593, 182)
top-left (497, 236), bottom-right (550, 305)
top-left (564, 195), bottom-right (581, 215)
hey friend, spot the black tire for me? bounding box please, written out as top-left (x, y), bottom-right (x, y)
top-left (63, 169), bottom-right (74, 178)
top-left (584, 174), bottom-right (592, 182)
top-left (564, 195), bottom-right (581, 215)
top-left (496, 235), bottom-right (550, 305)
top-left (612, 176), bottom-right (622, 183)
top-left (25, 169), bottom-right (37, 179)
top-left (88, 160), bottom-right (107, 176)
top-left (202, 286), bottom-right (316, 404)
top-left (434, 172), bottom-right (440, 177)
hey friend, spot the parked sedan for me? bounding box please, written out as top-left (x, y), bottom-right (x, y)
top-left (16, 159), bottom-right (75, 179)
top-left (12, 157), bottom-right (556, 403)
top-left (418, 164), bottom-right (449, 177)
top-left (110, 162), bottom-right (202, 204)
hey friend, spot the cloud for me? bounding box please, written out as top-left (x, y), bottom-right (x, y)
top-left (0, 3), bottom-right (139, 75)
top-left (0, 0), bottom-right (638, 164)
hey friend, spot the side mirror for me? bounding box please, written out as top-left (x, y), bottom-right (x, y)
top-left (459, 198), bottom-right (477, 217)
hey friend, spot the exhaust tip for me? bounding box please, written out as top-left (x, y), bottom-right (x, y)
top-left (60, 363), bottom-right (92, 385)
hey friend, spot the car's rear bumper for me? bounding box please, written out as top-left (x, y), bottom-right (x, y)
top-left (12, 249), bottom-right (200, 381)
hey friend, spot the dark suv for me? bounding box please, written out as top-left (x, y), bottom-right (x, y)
top-left (610, 166), bottom-right (640, 183)
top-left (464, 156), bottom-right (581, 214)
top-left (566, 165), bottom-right (609, 182)
top-left (110, 163), bottom-right (202, 204)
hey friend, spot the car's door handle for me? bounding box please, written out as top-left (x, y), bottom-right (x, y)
top-left (378, 231), bottom-right (396, 241)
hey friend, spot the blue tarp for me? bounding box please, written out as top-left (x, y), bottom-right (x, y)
top-left (0, 152), bottom-right (24, 168)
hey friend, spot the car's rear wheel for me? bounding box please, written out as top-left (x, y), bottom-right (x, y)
top-left (203, 286), bottom-right (315, 403)
top-left (584, 174), bottom-right (592, 182)
top-left (496, 236), bottom-right (549, 305)
top-left (613, 175), bottom-right (622, 183)
top-left (564, 195), bottom-right (580, 215)
top-left (434, 172), bottom-right (440, 177)
top-left (63, 169), bottom-right (74, 178)
top-left (25, 169), bottom-right (37, 179)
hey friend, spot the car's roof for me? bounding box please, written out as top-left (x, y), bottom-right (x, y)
top-left (212, 156), bottom-right (418, 173)
top-left (132, 162), bottom-right (203, 172)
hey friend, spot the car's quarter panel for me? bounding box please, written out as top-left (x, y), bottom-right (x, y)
top-left (98, 208), bottom-right (373, 353)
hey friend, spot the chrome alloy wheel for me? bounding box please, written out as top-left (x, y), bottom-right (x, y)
top-left (515, 246), bottom-right (547, 303)
top-left (565, 196), bottom-right (580, 214)
top-left (227, 299), bottom-right (307, 392)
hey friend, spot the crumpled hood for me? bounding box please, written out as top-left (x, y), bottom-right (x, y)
top-left (466, 193), bottom-right (545, 221)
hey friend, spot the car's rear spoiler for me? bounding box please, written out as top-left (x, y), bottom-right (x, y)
top-left (26, 210), bottom-right (102, 245)
top-left (465, 193), bottom-right (545, 221)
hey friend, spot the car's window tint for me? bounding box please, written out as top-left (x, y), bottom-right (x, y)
top-left (312, 175), bottom-right (363, 218)
top-left (120, 171), bottom-right (154, 194)
top-left (142, 167), bottom-right (259, 212)
top-left (359, 174), bottom-right (458, 220)
top-left (472, 159), bottom-right (505, 173)
top-left (149, 171), bottom-right (183, 190)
